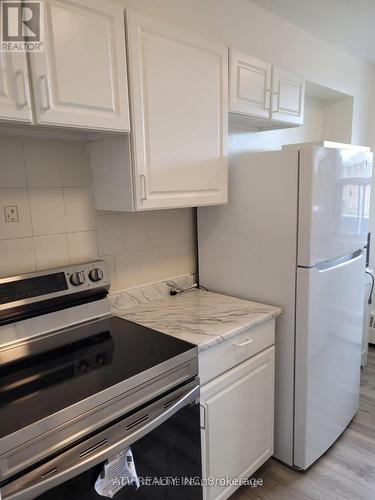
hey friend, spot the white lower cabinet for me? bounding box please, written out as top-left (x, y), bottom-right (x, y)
top-left (200, 345), bottom-right (275, 500)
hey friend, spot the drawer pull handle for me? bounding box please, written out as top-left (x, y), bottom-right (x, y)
top-left (15, 70), bottom-right (28, 108)
top-left (233, 338), bottom-right (253, 348)
top-left (39, 75), bottom-right (51, 111)
top-left (140, 174), bottom-right (147, 201)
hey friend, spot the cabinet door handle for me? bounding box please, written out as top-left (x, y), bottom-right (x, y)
top-left (200, 404), bottom-right (206, 430)
top-left (140, 174), bottom-right (147, 201)
top-left (264, 88), bottom-right (271, 111)
top-left (15, 70), bottom-right (28, 108)
top-left (272, 91), bottom-right (280, 113)
top-left (39, 75), bottom-right (51, 111)
top-left (233, 337), bottom-right (253, 348)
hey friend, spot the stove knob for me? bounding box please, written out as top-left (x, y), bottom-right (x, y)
top-left (70, 272), bottom-right (85, 286)
top-left (77, 360), bottom-right (89, 372)
top-left (88, 268), bottom-right (104, 282)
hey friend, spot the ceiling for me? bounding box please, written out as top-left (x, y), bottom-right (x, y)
top-left (250, 0), bottom-right (375, 65)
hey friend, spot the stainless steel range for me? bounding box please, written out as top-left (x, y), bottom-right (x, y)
top-left (0, 261), bottom-right (202, 499)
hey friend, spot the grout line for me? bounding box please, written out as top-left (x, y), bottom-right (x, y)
top-left (22, 139), bottom-right (37, 272)
top-left (56, 139), bottom-right (63, 188)
top-left (0, 229), bottom-right (98, 242)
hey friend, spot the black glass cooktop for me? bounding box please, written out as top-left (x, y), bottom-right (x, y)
top-left (0, 316), bottom-right (195, 439)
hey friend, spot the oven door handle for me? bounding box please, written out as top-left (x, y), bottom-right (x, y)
top-left (1, 381), bottom-right (200, 500)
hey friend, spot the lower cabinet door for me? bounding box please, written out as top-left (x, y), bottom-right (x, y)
top-left (200, 346), bottom-right (275, 500)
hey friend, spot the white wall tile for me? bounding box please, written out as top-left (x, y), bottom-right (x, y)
top-left (165, 209), bottom-right (181, 245)
top-left (166, 208), bottom-right (195, 245)
top-left (179, 242), bottom-right (197, 275)
top-left (64, 188), bottom-right (96, 232)
top-left (101, 254), bottom-right (116, 291)
top-left (122, 212), bottom-right (147, 251)
top-left (68, 231), bottom-right (98, 264)
top-left (161, 244), bottom-right (182, 278)
top-left (60, 141), bottom-right (92, 187)
top-left (178, 208), bottom-right (196, 243)
top-left (99, 209), bottom-right (196, 291)
top-left (97, 214), bottom-right (125, 255)
top-left (115, 251), bottom-right (140, 290)
top-left (146, 211), bottom-right (168, 248)
top-left (29, 188), bottom-right (66, 236)
top-left (0, 238), bottom-right (36, 277)
top-left (34, 234), bottom-right (69, 271)
top-left (0, 137), bottom-right (26, 188)
top-left (0, 188), bottom-right (32, 239)
top-left (139, 247), bottom-right (163, 284)
top-left (24, 139), bottom-right (61, 188)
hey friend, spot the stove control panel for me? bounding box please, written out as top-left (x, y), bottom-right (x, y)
top-left (0, 260), bottom-right (110, 309)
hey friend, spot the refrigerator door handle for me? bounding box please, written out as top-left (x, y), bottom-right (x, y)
top-left (315, 249), bottom-right (363, 272)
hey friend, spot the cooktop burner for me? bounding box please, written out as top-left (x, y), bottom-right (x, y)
top-left (0, 316), bottom-right (195, 439)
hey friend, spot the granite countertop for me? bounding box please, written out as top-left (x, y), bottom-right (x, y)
top-left (111, 287), bottom-right (282, 352)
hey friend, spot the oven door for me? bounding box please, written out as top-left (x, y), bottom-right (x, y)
top-left (1, 380), bottom-right (202, 500)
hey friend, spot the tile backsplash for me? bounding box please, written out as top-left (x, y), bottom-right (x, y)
top-left (0, 136), bottom-right (196, 292)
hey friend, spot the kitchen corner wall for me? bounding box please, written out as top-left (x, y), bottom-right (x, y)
top-left (0, 136), bottom-right (196, 292)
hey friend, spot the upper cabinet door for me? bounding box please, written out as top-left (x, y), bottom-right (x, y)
top-left (229, 49), bottom-right (271, 119)
top-left (126, 10), bottom-right (228, 210)
top-left (29, 0), bottom-right (130, 132)
top-left (271, 66), bottom-right (305, 125)
top-left (0, 53), bottom-right (32, 123)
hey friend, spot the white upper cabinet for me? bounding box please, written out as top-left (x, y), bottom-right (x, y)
top-left (229, 49), bottom-right (305, 127)
top-left (28, 0), bottom-right (130, 132)
top-left (229, 49), bottom-right (271, 120)
top-left (271, 66), bottom-right (305, 125)
top-left (0, 53), bottom-right (32, 123)
top-left (125, 10), bottom-right (228, 210)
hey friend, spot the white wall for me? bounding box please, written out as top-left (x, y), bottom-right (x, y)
top-left (117, 0), bottom-right (374, 147)
top-left (321, 97), bottom-right (354, 143)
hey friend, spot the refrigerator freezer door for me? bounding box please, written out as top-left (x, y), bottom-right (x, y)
top-left (298, 147), bottom-right (372, 267)
top-left (294, 252), bottom-right (365, 469)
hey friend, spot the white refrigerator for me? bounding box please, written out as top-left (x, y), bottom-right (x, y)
top-left (198, 142), bottom-right (372, 469)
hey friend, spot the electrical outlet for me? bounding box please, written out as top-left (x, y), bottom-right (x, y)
top-left (4, 206), bottom-right (19, 223)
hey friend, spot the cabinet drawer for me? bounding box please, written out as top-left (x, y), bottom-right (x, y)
top-left (199, 319), bottom-right (275, 385)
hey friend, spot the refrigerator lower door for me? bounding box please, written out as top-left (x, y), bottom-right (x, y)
top-left (294, 251), bottom-right (365, 469)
